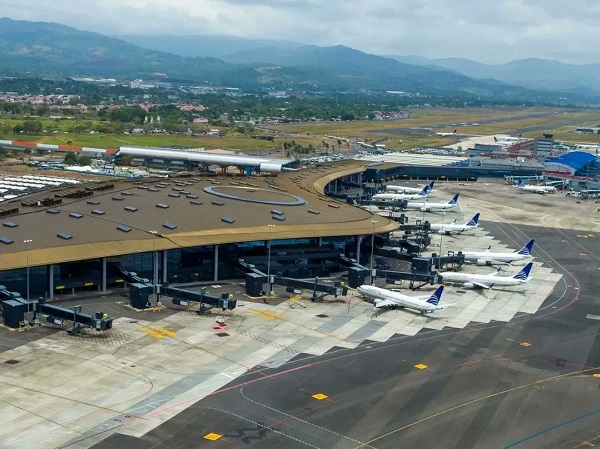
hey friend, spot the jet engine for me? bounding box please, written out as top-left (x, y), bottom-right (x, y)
top-left (462, 282), bottom-right (475, 289)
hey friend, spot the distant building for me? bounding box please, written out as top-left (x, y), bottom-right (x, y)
top-left (536, 133), bottom-right (555, 157)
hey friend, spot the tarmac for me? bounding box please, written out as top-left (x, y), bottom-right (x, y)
top-left (0, 182), bottom-right (599, 448)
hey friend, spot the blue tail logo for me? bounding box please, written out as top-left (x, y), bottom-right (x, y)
top-left (517, 179), bottom-right (524, 187)
top-left (517, 240), bottom-right (535, 256)
top-left (466, 213), bottom-right (480, 227)
top-left (448, 194), bottom-right (460, 205)
top-left (513, 262), bottom-right (533, 280)
top-left (426, 286), bottom-right (444, 306)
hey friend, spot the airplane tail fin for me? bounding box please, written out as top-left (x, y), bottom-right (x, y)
top-left (426, 286), bottom-right (444, 306)
top-left (448, 194), bottom-right (460, 205)
top-left (485, 245), bottom-right (492, 252)
top-left (466, 213), bottom-right (480, 227)
top-left (513, 262), bottom-right (533, 281)
top-left (425, 181), bottom-right (435, 193)
top-left (517, 240), bottom-right (535, 256)
top-left (453, 129), bottom-right (457, 134)
top-left (494, 136), bottom-right (498, 142)
top-left (418, 184), bottom-right (430, 196)
top-left (516, 179), bottom-right (524, 187)
top-left (518, 133), bottom-right (522, 138)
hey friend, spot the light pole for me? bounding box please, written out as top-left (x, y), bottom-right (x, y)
top-left (149, 231), bottom-right (158, 300)
top-left (370, 220), bottom-right (378, 285)
top-left (439, 212), bottom-right (445, 268)
top-left (23, 239), bottom-right (32, 301)
top-left (267, 224), bottom-right (275, 295)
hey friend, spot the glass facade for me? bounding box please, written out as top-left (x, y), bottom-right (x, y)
top-left (0, 236), bottom-right (358, 297)
top-left (0, 266), bottom-right (47, 299)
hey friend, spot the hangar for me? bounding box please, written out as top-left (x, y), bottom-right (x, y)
top-left (0, 162), bottom-right (396, 300)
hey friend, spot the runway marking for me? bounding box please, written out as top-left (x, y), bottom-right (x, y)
top-left (312, 393), bottom-right (328, 400)
top-left (204, 432), bottom-right (222, 441)
top-left (504, 406), bottom-right (600, 448)
top-left (239, 387), bottom-right (375, 448)
top-left (520, 342), bottom-right (532, 347)
top-left (580, 253), bottom-right (588, 256)
top-left (352, 366), bottom-right (600, 449)
top-left (414, 363), bottom-right (429, 370)
top-left (586, 315), bottom-right (600, 321)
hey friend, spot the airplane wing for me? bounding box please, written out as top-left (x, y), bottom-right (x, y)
top-left (374, 299), bottom-right (398, 308)
top-left (472, 282), bottom-right (492, 289)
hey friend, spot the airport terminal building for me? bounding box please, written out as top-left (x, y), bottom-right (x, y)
top-left (0, 163), bottom-right (397, 300)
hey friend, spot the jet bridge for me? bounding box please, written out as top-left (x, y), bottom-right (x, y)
top-left (374, 269), bottom-right (439, 290)
top-left (162, 284), bottom-right (236, 313)
top-left (237, 258), bottom-right (349, 299)
top-left (0, 286), bottom-right (113, 332)
top-left (114, 267), bottom-right (236, 311)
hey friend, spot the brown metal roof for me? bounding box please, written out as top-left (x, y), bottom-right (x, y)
top-left (0, 162), bottom-right (397, 270)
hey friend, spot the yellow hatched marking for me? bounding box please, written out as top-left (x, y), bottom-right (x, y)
top-left (414, 363), bottom-right (429, 370)
top-left (248, 309), bottom-right (284, 320)
top-left (312, 393), bottom-right (328, 400)
top-left (139, 325), bottom-right (176, 339)
top-left (593, 374), bottom-right (600, 378)
top-left (204, 432), bottom-right (222, 441)
top-left (520, 342), bottom-right (532, 347)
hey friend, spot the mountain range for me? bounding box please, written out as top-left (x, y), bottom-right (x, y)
top-left (0, 18), bottom-right (598, 104)
top-left (117, 34), bottom-right (600, 97)
top-left (389, 55), bottom-right (600, 96)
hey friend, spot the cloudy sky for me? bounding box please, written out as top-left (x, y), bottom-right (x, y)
top-left (1, 0), bottom-right (598, 64)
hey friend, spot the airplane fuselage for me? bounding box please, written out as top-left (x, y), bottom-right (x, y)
top-left (405, 202), bottom-right (458, 211)
top-left (439, 272), bottom-right (525, 287)
top-left (386, 186), bottom-right (426, 194)
top-left (462, 252), bottom-right (529, 264)
top-left (429, 224), bottom-right (477, 234)
top-left (373, 193), bottom-right (428, 201)
top-left (357, 285), bottom-right (440, 312)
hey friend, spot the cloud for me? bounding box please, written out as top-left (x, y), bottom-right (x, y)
top-left (1, 0), bottom-right (600, 63)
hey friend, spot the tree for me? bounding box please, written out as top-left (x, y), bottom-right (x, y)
top-left (63, 152), bottom-right (77, 165)
top-left (78, 155), bottom-right (92, 166)
top-left (21, 119), bottom-right (43, 134)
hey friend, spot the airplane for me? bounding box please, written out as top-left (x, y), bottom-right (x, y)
top-left (516, 179), bottom-right (556, 194)
top-left (386, 181), bottom-right (435, 195)
top-left (405, 194), bottom-right (460, 212)
top-left (494, 134), bottom-right (522, 142)
top-left (462, 239), bottom-right (534, 265)
top-left (439, 262), bottom-right (533, 289)
top-left (372, 183), bottom-right (433, 201)
top-left (357, 284), bottom-right (448, 314)
top-left (429, 213), bottom-right (480, 235)
top-left (437, 129), bottom-right (457, 137)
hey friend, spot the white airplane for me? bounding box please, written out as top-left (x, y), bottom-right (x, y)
top-left (429, 213), bottom-right (480, 235)
top-left (439, 262), bottom-right (533, 289)
top-left (386, 181), bottom-right (435, 195)
top-left (437, 129), bottom-right (457, 137)
top-left (372, 183), bottom-right (432, 201)
top-left (494, 134), bottom-right (522, 142)
top-left (405, 194), bottom-right (460, 212)
top-left (516, 179), bottom-right (556, 194)
top-left (462, 239), bottom-right (534, 266)
top-left (357, 285), bottom-right (448, 314)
